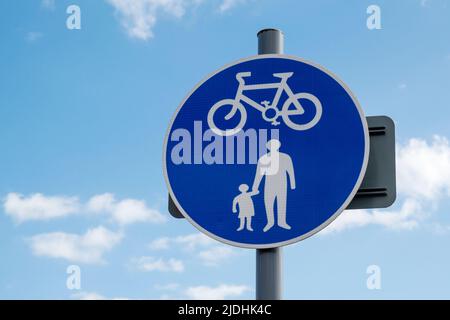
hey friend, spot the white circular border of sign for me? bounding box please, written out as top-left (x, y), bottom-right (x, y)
top-left (162, 54), bottom-right (370, 249)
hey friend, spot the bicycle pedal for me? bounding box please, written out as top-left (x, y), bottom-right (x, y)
top-left (271, 121), bottom-right (280, 126)
top-left (261, 100), bottom-right (271, 107)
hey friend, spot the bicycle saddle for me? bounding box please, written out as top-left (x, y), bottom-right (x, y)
top-left (273, 72), bottom-right (293, 79)
top-left (236, 72), bottom-right (252, 79)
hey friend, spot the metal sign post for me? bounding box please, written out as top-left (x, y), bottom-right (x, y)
top-left (255, 28), bottom-right (284, 300)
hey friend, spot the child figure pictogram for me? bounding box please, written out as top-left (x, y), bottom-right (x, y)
top-left (232, 184), bottom-right (258, 231)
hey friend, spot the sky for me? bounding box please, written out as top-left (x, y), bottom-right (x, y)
top-left (0, 0), bottom-right (450, 300)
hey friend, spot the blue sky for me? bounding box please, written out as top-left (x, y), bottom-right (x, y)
top-left (0, 0), bottom-right (450, 299)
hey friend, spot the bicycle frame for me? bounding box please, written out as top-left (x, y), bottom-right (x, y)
top-left (233, 78), bottom-right (302, 113)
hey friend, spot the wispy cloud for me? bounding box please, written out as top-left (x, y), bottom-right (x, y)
top-left (76, 283), bottom-right (251, 300)
top-left (25, 32), bottom-right (43, 43)
top-left (4, 192), bottom-right (165, 226)
top-left (105, 0), bottom-right (250, 40)
top-left (148, 237), bottom-right (172, 250)
top-left (4, 193), bottom-right (79, 223)
top-left (106, 0), bottom-right (193, 40)
top-left (71, 291), bottom-right (129, 300)
top-left (87, 193), bottom-right (166, 225)
top-left (154, 283), bottom-right (180, 291)
top-left (324, 135), bottom-right (450, 234)
top-left (184, 284), bottom-right (250, 300)
top-left (149, 233), bottom-right (238, 266)
top-left (198, 246), bottom-right (236, 266)
top-left (398, 83), bottom-right (407, 90)
top-left (149, 233), bottom-right (214, 250)
top-left (131, 256), bottom-right (185, 272)
top-left (29, 226), bottom-right (123, 264)
top-left (430, 223), bottom-right (450, 235)
top-left (322, 198), bottom-right (423, 235)
top-left (41, 0), bottom-right (55, 10)
top-left (72, 292), bottom-right (107, 300)
top-left (219, 0), bottom-right (248, 12)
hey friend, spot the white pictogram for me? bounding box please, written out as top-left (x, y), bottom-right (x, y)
top-left (207, 72), bottom-right (322, 136)
top-left (232, 139), bottom-right (296, 233)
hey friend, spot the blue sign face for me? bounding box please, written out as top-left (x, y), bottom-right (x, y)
top-left (163, 55), bottom-right (369, 248)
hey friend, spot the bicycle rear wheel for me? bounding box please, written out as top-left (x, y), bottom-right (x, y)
top-left (207, 99), bottom-right (247, 136)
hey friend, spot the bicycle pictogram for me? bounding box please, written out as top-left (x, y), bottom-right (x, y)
top-left (207, 71), bottom-right (323, 136)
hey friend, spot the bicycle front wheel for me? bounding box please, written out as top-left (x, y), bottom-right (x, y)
top-left (281, 93), bottom-right (322, 131)
top-left (207, 99), bottom-right (247, 136)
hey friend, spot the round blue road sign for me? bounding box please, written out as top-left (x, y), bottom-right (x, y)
top-left (163, 55), bottom-right (369, 248)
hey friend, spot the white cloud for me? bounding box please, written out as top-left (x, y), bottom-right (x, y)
top-left (105, 0), bottom-right (249, 40)
top-left (148, 237), bottom-right (171, 250)
top-left (29, 226), bottom-right (123, 264)
top-left (87, 193), bottom-right (166, 225)
top-left (25, 32), bottom-right (43, 43)
top-left (132, 256), bottom-right (185, 272)
top-left (149, 233), bottom-right (237, 266)
top-left (4, 193), bottom-right (79, 223)
top-left (324, 135), bottom-right (450, 234)
top-left (198, 246), bottom-right (236, 266)
top-left (41, 0), bottom-right (55, 10)
top-left (3, 192), bottom-right (164, 226)
top-left (86, 193), bottom-right (115, 212)
top-left (174, 233), bottom-right (216, 249)
top-left (72, 292), bottom-right (107, 300)
top-left (430, 223), bottom-right (450, 235)
top-left (219, 0), bottom-right (247, 12)
top-left (154, 283), bottom-right (180, 291)
top-left (106, 0), bottom-right (190, 40)
top-left (149, 233), bottom-right (214, 250)
top-left (184, 284), bottom-right (250, 300)
top-left (113, 198), bottom-right (165, 225)
top-left (397, 135), bottom-right (450, 201)
top-left (72, 292), bottom-right (129, 300)
top-left (322, 198), bottom-right (422, 235)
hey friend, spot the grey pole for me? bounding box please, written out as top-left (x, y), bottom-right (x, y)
top-left (255, 28), bottom-right (284, 300)
top-left (257, 28), bottom-right (284, 54)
